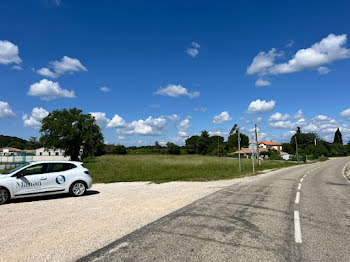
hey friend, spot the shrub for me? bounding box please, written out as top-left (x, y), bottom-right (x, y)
top-left (113, 145), bottom-right (127, 155)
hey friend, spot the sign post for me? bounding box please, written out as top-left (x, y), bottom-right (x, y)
top-left (249, 137), bottom-right (257, 175)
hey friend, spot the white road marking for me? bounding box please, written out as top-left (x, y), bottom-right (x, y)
top-left (300, 177), bottom-right (304, 183)
top-left (297, 183), bottom-right (302, 190)
top-left (294, 211), bottom-right (302, 243)
top-left (295, 192), bottom-right (300, 204)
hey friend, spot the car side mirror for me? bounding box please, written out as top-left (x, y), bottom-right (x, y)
top-left (15, 172), bottom-right (24, 178)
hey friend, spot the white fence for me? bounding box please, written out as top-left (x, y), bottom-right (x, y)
top-left (0, 155), bottom-right (70, 163)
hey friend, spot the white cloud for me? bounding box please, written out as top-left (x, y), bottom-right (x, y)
top-left (155, 84), bottom-right (200, 98)
top-left (191, 42), bottom-right (200, 48)
top-left (90, 112), bottom-right (110, 129)
top-left (23, 107), bottom-right (49, 128)
top-left (106, 114), bottom-right (167, 136)
top-left (100, 87), bottom-right (110, 92)
top-left (12, 65), bottom-right (22, 70)
top-left (120, 116), bottom-right (167, 135)
top-left (118, 136), bottom-right (125, 140)
top-left (168, 114), bottom-right (179, 122)
top-left (186, 42), bottom-right (200, 57)
top-left (213, 111), bottom-right (233, 124)
top-left (255, 78), bottom-right (271, 86)
top-left (0, 101), bottom-right (16, 118)
top-left (208, 129), bottom-right (228, 137)
top-left (269, 112), bottom-right (291, 122)
top-left (317, 66), bottom-right (330, 75)
top-left (28, 79), bottom-right (75, 101)
top-left (194, 107), bottom-right (207, 112)
top-left (269, 34), bottom-right (350, 75)
top-left (37, 56), bottom-right (87, 78)
top-left (270, 120), bottom-right (295, 129)
top-left (247, 99), bottom-right (275, 114)
top-left (294, 109), bottom-right (303, 119)
top-left (340, 108), bottom-right (350, 120)
top-left (106, 114), bottom-right (126, 128)
top-left (177, 118), bottom-right (191, 137)
top-left (0, 40), bottom-right (22, 65)
top-left (247, 48), bottom-right (282, 75)
top-left (37, 68), bottom-right (58, 78)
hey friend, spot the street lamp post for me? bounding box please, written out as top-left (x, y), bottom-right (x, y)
top-left (229, 124), bottom-right (241, 173)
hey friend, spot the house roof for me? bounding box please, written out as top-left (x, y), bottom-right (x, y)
top-left (0, 147), bottom-right (24, 152)
top-left (235, 148), bottom-right (268, 154)
top-left (258, 141), bottom-right (282, 146)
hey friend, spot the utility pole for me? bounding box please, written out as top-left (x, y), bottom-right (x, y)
top-left (238, 128), bottom-right (241, 173)
top-left (255, 123), bottom-right (261, 166)
top-left (295, 136), bottom-right (299, 163)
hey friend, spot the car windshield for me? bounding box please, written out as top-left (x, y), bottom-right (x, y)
top-left (1, 163), bottom-right (30, 175)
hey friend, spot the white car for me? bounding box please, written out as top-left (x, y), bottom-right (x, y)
top-left (0, 161), bottom-right (92, 205)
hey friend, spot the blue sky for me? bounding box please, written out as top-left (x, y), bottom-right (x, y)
top-left (1, 0), bottom-right (350, 146)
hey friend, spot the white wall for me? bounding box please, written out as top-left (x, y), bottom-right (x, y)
top-left (35, 147), bottom-right (65, 156)
top-left (0, 155), bottom-right (70, 163)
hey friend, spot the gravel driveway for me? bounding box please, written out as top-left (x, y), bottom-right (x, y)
top-left (0, 178), bottom-right (250, 262)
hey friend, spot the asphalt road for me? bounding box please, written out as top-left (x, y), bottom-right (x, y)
top-left (79, 158), bottom-right (350, 262)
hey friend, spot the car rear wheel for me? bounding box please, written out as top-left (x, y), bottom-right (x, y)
top-left (0, 187), bottom-right (10, 205)
top-left (70, 181), bottom-right (86, 197)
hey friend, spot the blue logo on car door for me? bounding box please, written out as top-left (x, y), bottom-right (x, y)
top-left (56, 175), bottom-right (66, 184)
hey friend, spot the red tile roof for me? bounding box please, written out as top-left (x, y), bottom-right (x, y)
top-left (258, 141), bottom-right (282, 146)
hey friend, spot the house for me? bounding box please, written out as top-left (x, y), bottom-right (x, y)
top-left (258, 141), bottom-right (282, 151)
top-left (235, 148), bottom-right (268, 158)
top-left (0, 147), bottom-right (35, 156)
top-left (35, 147), bottom-right (65, 156)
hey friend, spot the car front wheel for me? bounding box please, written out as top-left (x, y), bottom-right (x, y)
top-left (0, 187), bottom-right (10, 205)
top-left (70, 181), bottom-right (86, 197)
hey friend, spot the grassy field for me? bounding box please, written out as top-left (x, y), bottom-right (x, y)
top-left (84, 155), bottom-right (298, 183)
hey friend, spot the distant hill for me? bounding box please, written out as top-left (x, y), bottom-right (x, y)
top-left (0, 135), bottom-right (40, 149)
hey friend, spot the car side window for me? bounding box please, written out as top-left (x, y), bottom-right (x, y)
top-left (20, 164), bottom-right (45, 176)
top-left (48, 163), bottom-right (76, 173)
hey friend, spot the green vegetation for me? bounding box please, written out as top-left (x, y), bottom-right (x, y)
top-left (40, 108), bottom-right (104, 160)
top-left (84, 154), bottom-right (297, 183)
top-left (282, 127), bottom-right (349, 159)
top-left (0, 135), bottom-right (41, 150)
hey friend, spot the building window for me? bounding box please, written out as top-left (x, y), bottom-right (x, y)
top-left (40, 152), bottom-right (42, 156)
top-left (55, 152), bottom-right (59, 156)
top-left (49, 152), bottom-right (51, 156)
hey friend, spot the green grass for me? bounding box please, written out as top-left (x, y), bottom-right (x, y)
top-left (84, 155), bottom-right (298, 183)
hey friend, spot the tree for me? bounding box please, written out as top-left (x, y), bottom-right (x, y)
top-left (198, 130), bottom-right (210, 155)
top-left (282, 143), bottom-right (294, 154)
top-left (7, 141), bottom-right (25, 150)
top-left (208, 135), bottom-right (224, 155)
top-left (333, 128), bottom-right (343, 144)
top-left (167, 142), bottom-right (181, 155)
top-left (185, 135), bottom-right (200, 154)
top-left (154, 141), bottom-right (162, 153)
top-left (346, 141), bottom-right (350, 155)
top-left (26, 136), bottom-right (41, 149)
top-left (291, 128), bottom-right (321, 151)
top-left (227, 132), bottom-right (249, 151)
top-left (113, 145), bottom-right (127, 155)
top-left (40, 108), bottom-right (104, 160)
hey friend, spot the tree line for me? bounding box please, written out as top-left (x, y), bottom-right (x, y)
top-left (2, 108), bottom-right (350, 160)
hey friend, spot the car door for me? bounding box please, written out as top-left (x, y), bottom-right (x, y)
top-left (45, 163), bottom-right (72, 192)
top-left (12, 163), bottom-right (49, 196)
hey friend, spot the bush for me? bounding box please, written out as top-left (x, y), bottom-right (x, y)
top-left (319, 156), bottom-right (329, 161)
top-left (112, 145), bottom-right (127, 155)
top-left (167, 143), bottom-right (181, 155)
